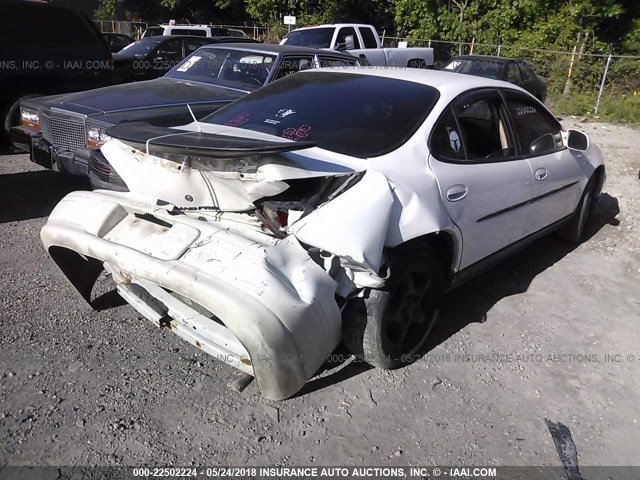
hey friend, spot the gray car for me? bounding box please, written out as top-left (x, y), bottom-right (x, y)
top-left (443, 55), bottom-right (547, 102)
top-left (10, 43), bottom-right (360, 186)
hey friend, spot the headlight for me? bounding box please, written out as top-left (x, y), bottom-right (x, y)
top-left (87, 125), bottom-right (112, 148)
top-left (20, 107), bottom-right (39, 129)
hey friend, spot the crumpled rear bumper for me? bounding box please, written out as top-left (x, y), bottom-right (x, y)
top-left (40, 190), bottom-right (342, 401)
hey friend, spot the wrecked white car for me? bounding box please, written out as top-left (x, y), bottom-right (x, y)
top-left (41, 69), bottom-right (605, 400)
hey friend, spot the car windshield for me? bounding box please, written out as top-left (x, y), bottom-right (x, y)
top-left (443, 58), bottom-right (506, 79)
top-left (116, 38), bottom-right (163, 59)
top-left (202, 72), bottom-right (440, 158)
top-left (282, 28), bottom-right (334, 48)
top-left (165, 48), bottom-right (277, 90)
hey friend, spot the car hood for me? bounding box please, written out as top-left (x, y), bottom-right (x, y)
top-left (34, 78), bottom-right (246, 117)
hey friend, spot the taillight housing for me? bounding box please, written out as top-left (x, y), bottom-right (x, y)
top-left (257, 201), bottom-right (302, 238)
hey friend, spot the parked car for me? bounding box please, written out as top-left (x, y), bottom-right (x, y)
top-left (0, 0), bottom-right (112, 140)
top-left (10, 44), bottom-right (360, 183)
top-left (142, 24), bottom-right (252, 40)
top-left (102, 33), bottom-right (134, 53)
top-left (442, 55), bottom-right (547, 101)
top-left (280, 23), bottom-right (434, 67)
top-left (112, 35), bottom-right (213, 83)
top-left (40, 68), bottom-right (605, 401)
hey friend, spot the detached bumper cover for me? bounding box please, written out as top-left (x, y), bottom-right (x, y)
top-left (41, 191), bottom-right (342, 401)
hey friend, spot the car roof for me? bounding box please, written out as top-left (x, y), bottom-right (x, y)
top-left (291, 24), bottom-right (374, 31)
top-left (197, 42), bottom-right (356, 58)
top-left (302, 67), bottom-right (531, 98)
top-left (136, 35), bottom-right (213, 41)
top-left (156, 24), bottom-right (209, 28)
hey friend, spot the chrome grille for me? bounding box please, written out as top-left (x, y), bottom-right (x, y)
top-left (40, 111), bottom-right (86, 152)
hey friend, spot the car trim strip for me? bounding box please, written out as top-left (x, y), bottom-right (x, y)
top-left (477, 181), bottom-right (579, 223)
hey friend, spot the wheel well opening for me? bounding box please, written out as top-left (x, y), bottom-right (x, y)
top-left (389, 232), bottom-right (456, 281)
top-left (48, 246), bottom-right (105, 305)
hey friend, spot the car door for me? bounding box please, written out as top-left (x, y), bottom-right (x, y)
top-left (501, 89), bottom-right (583, 236)
top-left (428, 89), bottom-right (534, 270)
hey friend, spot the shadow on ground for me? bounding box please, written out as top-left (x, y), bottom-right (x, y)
top-left (298, 193), bottom-right (620, 398)
top-left (0, 169), bottom-right (89, 223)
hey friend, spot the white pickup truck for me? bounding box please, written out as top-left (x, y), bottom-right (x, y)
top-left (280, 23), bottom-right (434, 68)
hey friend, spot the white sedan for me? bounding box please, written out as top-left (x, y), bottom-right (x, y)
top-left (41, 68), bottom-right (605, 400)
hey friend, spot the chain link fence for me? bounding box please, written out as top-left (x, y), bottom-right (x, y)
top-left (94, 20), bottom-right (148, 39)
top-left (382, 35), bottom-right (640, 115)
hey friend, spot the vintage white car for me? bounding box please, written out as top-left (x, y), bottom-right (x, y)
top-left (41, 68), bottom-right (605, 400)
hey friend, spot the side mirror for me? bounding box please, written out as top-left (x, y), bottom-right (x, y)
top-left (530, 133), bottom-right (557, 154)
top-left (344, 35), bottom-right (355, 50)
top-left (567, 129), bottom-right (589, 151)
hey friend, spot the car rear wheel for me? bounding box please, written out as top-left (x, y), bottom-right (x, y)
top-left (342, 246), bottom-right (445, 369)
top-left (558, 179), bottom-right (596, 243)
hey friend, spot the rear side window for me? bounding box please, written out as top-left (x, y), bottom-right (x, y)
top-left (336, 27), bottom-right (361, 49)
top-left (155, 39), bottom-right (184, 62)
top-left (502, 89), bottom-right (563, 156)
top-left (432, 89), bottom-right (516, 162)
top-left (204, 72), bottom-right (439, 158)
top-left (0, 3), bottom-right (100, 45)
top-left (144, 27), bottom-right (164, 37)
top-left (184, 39), bottom-right (207, 55)
top-left (505, 62), bottom-right (520, 82)
top-left (171, 29), bottom-right (207, 36)
top-left (430, 108), bottom-right (466, 161)
top-left (359, 27), bottom-right (379, 48)
top-left (518, 62), bottom-right (536, 81)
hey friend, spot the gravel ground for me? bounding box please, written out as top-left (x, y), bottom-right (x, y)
top-left (0, 121), bottom-right (639, 470)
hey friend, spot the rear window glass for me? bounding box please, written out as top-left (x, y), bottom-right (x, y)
top-left (172, 29), bottom-right (207, 36)
top-left (443, 58), bottom-right (505, 80)
top-left (116, 38), bottom-right (164, 59)
top-left (203, 72), bottom-right (440, 158)
top-left (144, 27), bottom-right (164, 37)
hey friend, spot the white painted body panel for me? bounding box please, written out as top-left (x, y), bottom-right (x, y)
top-left (41, 68), bottom-right (605, 399)
top-left (41, 191), bottom-right (342, 401)
top-left (429, 156), bottom-right (534, 269)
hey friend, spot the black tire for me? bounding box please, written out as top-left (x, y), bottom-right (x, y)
top-left (558, 179), bottom-right (597, 243)
top-left (342, 245), bottom-right (445, 369)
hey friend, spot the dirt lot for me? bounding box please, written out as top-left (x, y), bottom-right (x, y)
top-left (0, 121), bottom-right (639, 471)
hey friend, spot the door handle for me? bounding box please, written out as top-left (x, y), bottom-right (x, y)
top-left (535, 168), bottom-right (548, 181)
top-left (446, 184), bottom-right (468, 202)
